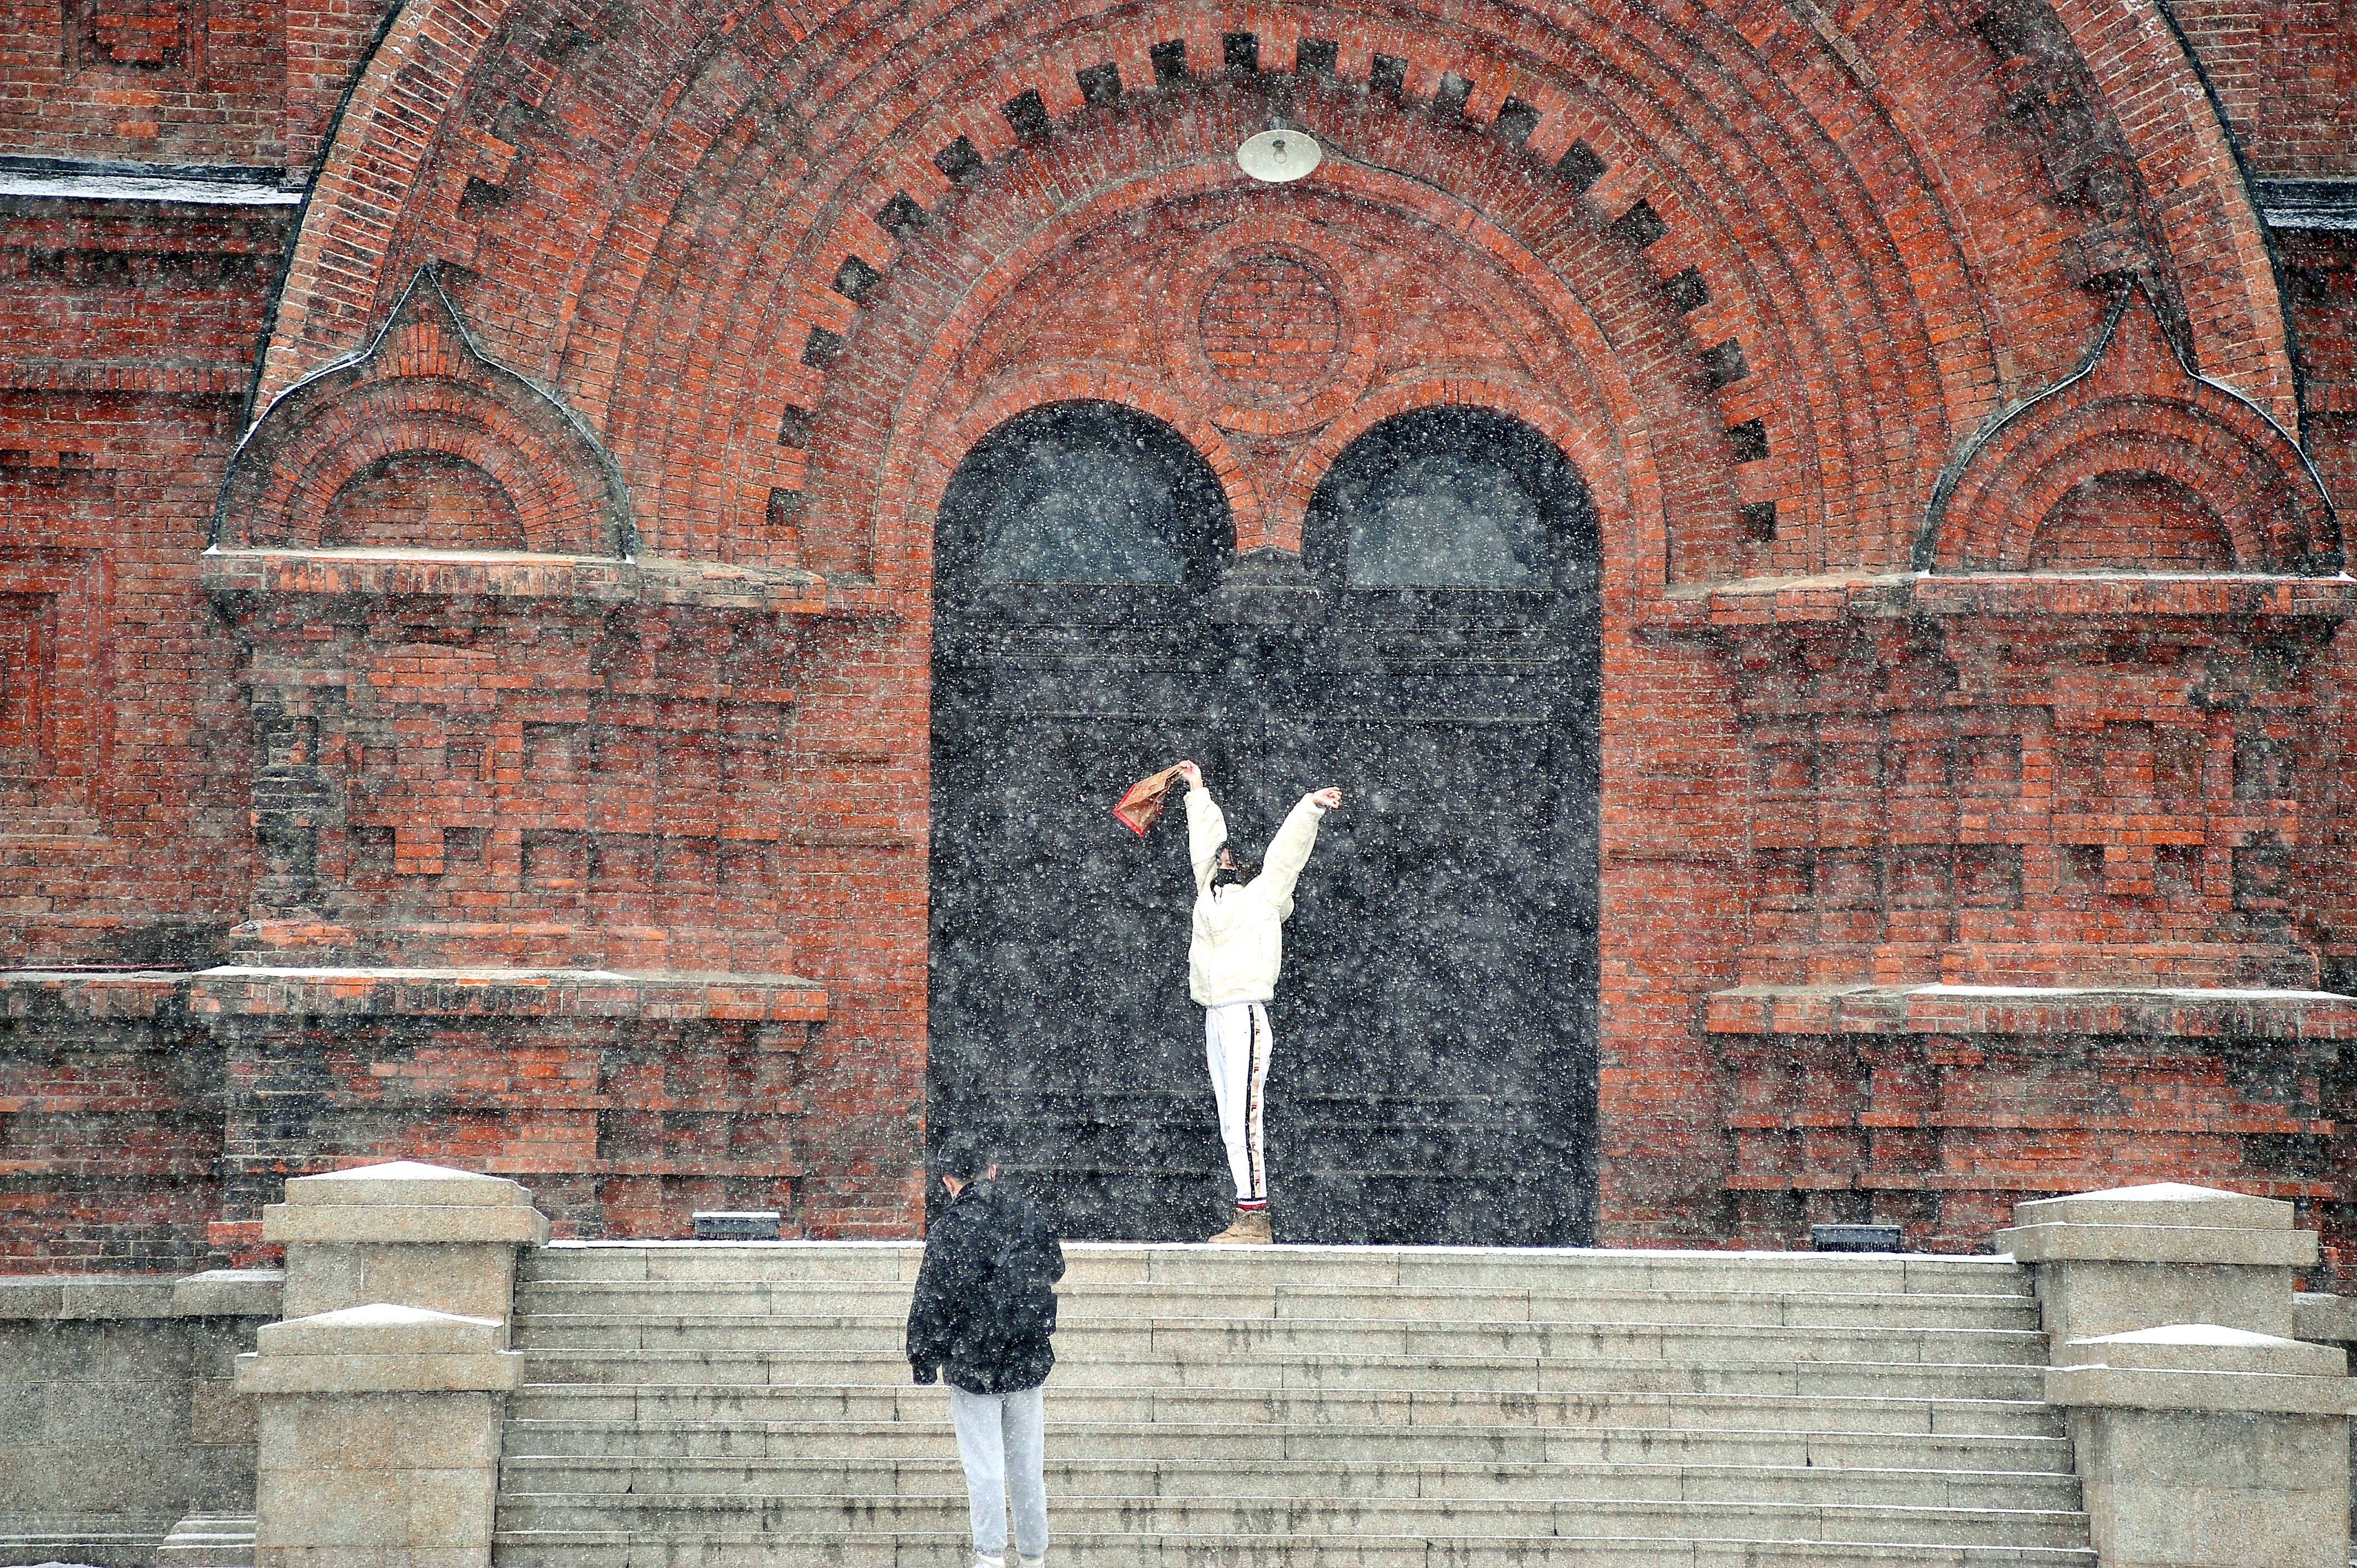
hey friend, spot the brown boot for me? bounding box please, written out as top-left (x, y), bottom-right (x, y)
top-left (1207, 1205), bottom-right (1272, 1245)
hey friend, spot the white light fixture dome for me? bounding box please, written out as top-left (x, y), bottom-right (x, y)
top-left (1237, 128), bottom-right (1321, 184)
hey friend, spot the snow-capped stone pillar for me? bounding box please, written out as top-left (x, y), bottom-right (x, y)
top-left (2000, 1184), bottom-right (2355, 1565)
top-left (1993, 1182), bottom-right (2317, 1360)
top-left (2047, 1325), bottom-right (2357, 1568)
top-left (235, 1304), bottom-right (522, 1567)
top-left (238, 1161), bottom-right (547, 1565)
top-left (264, 1159), bottom-right (550, 1334)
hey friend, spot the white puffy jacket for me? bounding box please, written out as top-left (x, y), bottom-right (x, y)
top-left (1186, 786), bottom-right (1330, 1008)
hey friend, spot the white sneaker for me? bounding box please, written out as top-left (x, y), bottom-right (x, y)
top-left (972, 1556), bottom-right (1006, 1568)
top-left (1018, 1557), bottom-right (1046, 1568)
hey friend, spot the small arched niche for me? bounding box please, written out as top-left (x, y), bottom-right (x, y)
top-left (935, 401), bottom-right (1230, 597)
top-left (2028, 471), bottom-right (2235, 571)
top-left (323, 451), bottom-right (528, 550)
top-left (1305, 406), bottom-right (1597, 593)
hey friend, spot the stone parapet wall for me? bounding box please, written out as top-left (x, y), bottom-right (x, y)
top-left (0, 1269), bottom-right (277, 1565)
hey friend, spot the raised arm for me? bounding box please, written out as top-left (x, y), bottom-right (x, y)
top-left (1183, 762), bottom-right (1228, 894)
top-left (1255, 788), bottom-right (1339, 915)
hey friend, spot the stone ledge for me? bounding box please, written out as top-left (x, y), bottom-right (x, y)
top-left (238, 1304), bottom-right (524, 1394)
top-left (0, 1273), bottom-right (177, 1319)
top-left (2047, 1363), bottom-right (2357, 1415)
top-left (2074, 1323), bottom-right (2346, 1376)
top-left (1995, 1223), bottom-right (2319, 1267)
top-left (234, 1351), bottom-right (524, 1395)
top-left (1653, 570), bottom-right (2357, 631)
top-left (0, 1269), bottom-right (285, 1318)
top-left (2048, 1325), bottom-right (2357, 1414)
top-left (199, 547), bottom-right (827, 613)
top-left (186, 966), bottom-right (828, 1023)
top-left (0, 969), bottom-right (192, 1019)
top-left (1725, 1171), bottom-right (2337, 1199)
top-left (285, 1160), bottom-right (528, 1210)
top-left (2015, 1182), bottom-right (2292, 1231)
top-left (261, 1204), bottom-right (550, 1247)
top-left (2258, 178), bottom-right (2357, 233)
top-left (257, 1303), bottom-right (502, 1356)
top-left (172, 1268), bottom-right (285, 1318)
top-left (2293, 1293), bottom-right (2357, 1345)
top-left (1706, 983), bottom-right (2357, 1040)
top-left (264, 1159), bottom-right (550, 1247)
top-left (0, 965), bottom-right (830, 1024)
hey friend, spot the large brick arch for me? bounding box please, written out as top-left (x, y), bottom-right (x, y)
top-left (796, 133), bottom-right (1732, 604)
top-left (249, 0), bottom-right (2297, 581)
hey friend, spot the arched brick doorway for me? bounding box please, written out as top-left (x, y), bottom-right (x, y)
top-left (930, 400), bottom-right (1600, 1244)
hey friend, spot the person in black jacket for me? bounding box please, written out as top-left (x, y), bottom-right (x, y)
top-left (907, 1138), bottom-right (1067, 1568)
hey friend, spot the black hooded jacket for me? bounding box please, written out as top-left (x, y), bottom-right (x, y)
top-left (905, 1179), bottom-right (1067, 1394)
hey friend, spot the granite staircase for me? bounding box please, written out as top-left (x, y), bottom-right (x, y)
top-left (490, 1242), bottom-right (2093, 1566)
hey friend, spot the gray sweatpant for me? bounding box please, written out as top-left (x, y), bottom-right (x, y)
top-left (949, 1383), bottom-right (1048, 1561)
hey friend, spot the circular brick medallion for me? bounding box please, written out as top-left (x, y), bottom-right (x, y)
top-left (1165, 228), bottom-right (1376, 437)
top-left (1197, 254), bottom-right (1344, 401)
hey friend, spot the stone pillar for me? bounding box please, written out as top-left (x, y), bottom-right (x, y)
top-left (2048, 1325), bottom-right (2357, 1568)
top-left (1999, 1182), bottom-right (2356, 1567)
top-left (1992, 1180), bottom-right (2316, 1358)
top-left (235, 1304), bottom-right (522, 1567)
top-left (265, 1159), bottom-right (549, 1332)
top-left (2293, 1293), bottom-right (2357, 1543)
top-left (237, 1160), bottom-right (547, 1567)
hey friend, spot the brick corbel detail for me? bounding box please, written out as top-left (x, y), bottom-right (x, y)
top-left (1684, 571), bottom-right (2355, 993)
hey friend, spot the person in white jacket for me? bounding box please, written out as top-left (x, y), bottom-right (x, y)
top-left (1173, 760), bottom-right (1341, 1245)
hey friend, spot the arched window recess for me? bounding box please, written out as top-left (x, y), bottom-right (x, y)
top-left (1301, 406), bottom-right (1599, 616)
top-left (934, 401), bottom-right (1233, 615)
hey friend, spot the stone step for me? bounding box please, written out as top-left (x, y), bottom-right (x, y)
top-left (496, 1453), bottom-right (2084, 1510)
top-left (0, 1520), bottom-right (176, 1561)
top-left (155, 1513), bottom-right (259, 1565)
top-left (502, 1416), bottom-right (2077, 1468)
top-left (513, 1280), bottom-right (2042, 1329)
top-left (500, 1242), bottom-right (2080, 1562)
top-left (489, 1490), bottom-right (2088, 1548)
top-left (518, 1243), bottom-right (2031, 1297)
top-left (487, 1528), bottom-right (2094, 1566)
top-left (507, 1384), bottom-right (2064, 1436)
top-left (510, 1314), bottom-right (2049, 1362)
top-left (514, 1348), bottom-right (2050, 1398)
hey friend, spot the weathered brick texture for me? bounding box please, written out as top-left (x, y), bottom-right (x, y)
top-left (2171, 0), bottom-right (2357, 178)
top-left (0, 0), bottom-right (2351, 1267)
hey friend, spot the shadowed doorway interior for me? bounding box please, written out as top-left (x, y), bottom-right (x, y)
top-left (928, 400), bottom-right (1600, 1244)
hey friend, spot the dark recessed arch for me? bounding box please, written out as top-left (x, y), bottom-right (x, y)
top-left (934, 400), bottom-right (1233, 598)
top-left (930, 396), bottom-right (1601, 1246)
top-left (1304, 404), bottom-right (1601, 595)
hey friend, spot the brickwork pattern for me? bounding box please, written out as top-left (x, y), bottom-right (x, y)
top-left (2171, 0), bottom-right (2357, 178)
top-left (0, 0), bottom-right (287, 165)
top-left (0, 0), bottom-right (2350, 1265)
top-left (1197, 252), bottom-right (1344, 396)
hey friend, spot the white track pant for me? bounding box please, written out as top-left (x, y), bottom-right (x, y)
top-left (1204, 1001), bottom-right (1272, 1206)
top-left (949, 1384), bottom-right (1047, 1561)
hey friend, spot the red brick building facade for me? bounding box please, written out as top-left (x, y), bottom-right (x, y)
top-left (3, 0), bottom-right (2355, 1268)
